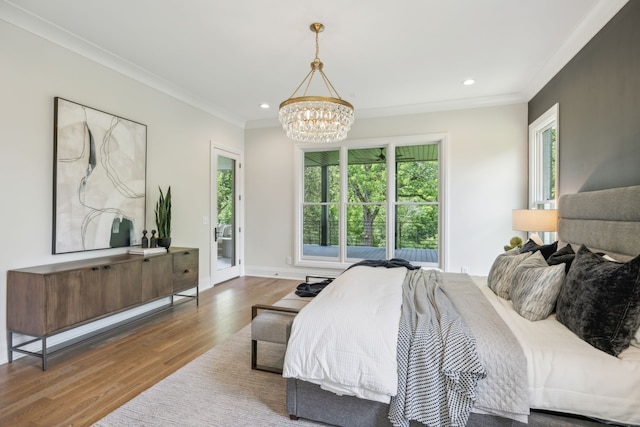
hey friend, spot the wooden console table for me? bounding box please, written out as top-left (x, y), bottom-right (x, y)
top-left (7, 247), bottom-right (199, 370)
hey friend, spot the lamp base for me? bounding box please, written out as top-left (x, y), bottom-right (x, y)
top-left (528, 233), bottom-right (544, 246)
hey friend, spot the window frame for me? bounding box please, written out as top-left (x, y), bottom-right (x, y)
top-left (294, 134), bottom-right (448, 271)
top-left (528, 103), bottom-right (559, 208)
top-left (528, 104), bottom-right (559, 245)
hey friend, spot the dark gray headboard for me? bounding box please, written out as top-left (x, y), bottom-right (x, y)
top-left (558, 185), bottom-right (640, 261)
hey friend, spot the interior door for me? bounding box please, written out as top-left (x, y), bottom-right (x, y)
top-left (211, 147), bottom-right (241, 283)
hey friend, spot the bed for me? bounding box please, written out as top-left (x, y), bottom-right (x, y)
top-left (283, 185), bottom-right (640, 426)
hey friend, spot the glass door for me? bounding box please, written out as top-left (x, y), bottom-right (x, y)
top-left (212, 147), bottom-right (241, 283)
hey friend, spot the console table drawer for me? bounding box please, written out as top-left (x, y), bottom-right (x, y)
top-left (173, 249), bottom-right (199, 292)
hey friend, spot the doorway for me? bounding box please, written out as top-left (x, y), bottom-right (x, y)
top-left (211, 146), bottom-right (241, 283)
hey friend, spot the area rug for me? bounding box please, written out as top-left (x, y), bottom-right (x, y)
top-left (93, 326), bottom-right (322, 426)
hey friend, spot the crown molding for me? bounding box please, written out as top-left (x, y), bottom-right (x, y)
top-left (0, 1), bottom-right (246, 128)
top-left (522, 0), bottom-right (629, 101)
top-left (3, 0), bottom-right (627, 130)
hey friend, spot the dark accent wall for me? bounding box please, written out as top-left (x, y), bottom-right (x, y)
top-left (528, 1), bottom-right (640, 195)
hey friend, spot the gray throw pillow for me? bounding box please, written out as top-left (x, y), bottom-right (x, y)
top-left (487, 251), bottom-right (532, 299)
top-left (510, 251), bottom-right (566, 321)
top-left (556, 245), bottom-right (640, 357)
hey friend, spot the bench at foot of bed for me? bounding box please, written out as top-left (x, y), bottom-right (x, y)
top-left (250, 291), bottom-right (311, 373)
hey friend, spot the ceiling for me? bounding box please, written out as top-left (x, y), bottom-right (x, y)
top-left (1, 0), bottom-right (628, 129)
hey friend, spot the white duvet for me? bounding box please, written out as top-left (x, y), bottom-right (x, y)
top-left (471, 275), bottom-right (640, 425)
top-left (283, 265), bottom-right (406, 403)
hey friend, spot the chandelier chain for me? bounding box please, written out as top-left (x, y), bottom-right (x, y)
top-left (314, 26), bottom-right (320, 63)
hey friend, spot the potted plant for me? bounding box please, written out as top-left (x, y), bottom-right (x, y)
top-left (155, 186), bottom-right (172, 249)
top-left (504, 236), bottom-right (523, 252)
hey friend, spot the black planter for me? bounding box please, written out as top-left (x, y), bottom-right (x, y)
top-left (158, 237), bottom-right (172, 249)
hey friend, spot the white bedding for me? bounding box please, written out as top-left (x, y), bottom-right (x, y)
top-left (283, 265), bottom-right (406, 403)
top-left (283, 266), bottom-right (640, 425)
top-left (470, 275), bottom-right (640, 425)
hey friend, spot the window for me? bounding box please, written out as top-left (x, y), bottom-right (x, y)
top-left (346, 147), bottom-right (387, 259)
top-left (302, 150), bottom-right (340, 258)
top-left (529, 104), bottom-right (558, 243)
top-left (298, 137), bottom-right (444, 268)
top-left (394, 144), bottom-right (439, 263)
top-left (529, 104), bottom-right (558, 208)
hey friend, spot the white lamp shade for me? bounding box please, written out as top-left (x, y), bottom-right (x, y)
top-left (512, 209), bottom-right (558, 232)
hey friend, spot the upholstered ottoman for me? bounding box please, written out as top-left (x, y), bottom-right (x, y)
top-left (251, 292), bottom-right (311, 373)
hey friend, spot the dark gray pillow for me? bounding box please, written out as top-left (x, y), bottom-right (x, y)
top-left (487, 251), bottom-right (532, 299)
top-left (520, 239), bottom-right (558, 259)
top-left (510, 252), bottom-right (566, 321)
top-left (556, 245), bottom-right (640, 357)
top-left (547, 244), bottom-right (575, 274)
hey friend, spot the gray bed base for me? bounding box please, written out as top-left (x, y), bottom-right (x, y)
top-left (286, 378), bottom-right (604, 426)
top-left (286, 185), bottom-right (640, 427)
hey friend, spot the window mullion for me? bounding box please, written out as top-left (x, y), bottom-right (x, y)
top-left (387, 143), bottom-right (396, 260)
top-left (339, 146), bottom-right (348, 262)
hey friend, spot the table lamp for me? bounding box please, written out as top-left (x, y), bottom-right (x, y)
top-left (512, 209), bottom-right (558, 245)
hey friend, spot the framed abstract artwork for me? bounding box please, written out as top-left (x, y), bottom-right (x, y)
top-left (53, 97), bottom-right (147, 254)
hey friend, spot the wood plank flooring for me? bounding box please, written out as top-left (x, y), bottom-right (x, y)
top-left (0, 276), bottom-right (299, 427)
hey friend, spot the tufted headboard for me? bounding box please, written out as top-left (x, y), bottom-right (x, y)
top-left (558, 185), bottom-right (640, 262)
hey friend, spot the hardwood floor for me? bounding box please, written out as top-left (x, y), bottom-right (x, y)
top-left (0, 276), bottom-right (299, 427)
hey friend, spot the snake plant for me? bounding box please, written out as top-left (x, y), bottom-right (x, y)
top-left (154, 186), bottom-right (172, 238)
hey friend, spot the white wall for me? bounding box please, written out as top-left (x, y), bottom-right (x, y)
top-left (0, 17), bottom-right (529, 368)
top-left (244, 104), bottom-right (529, 279)
top-left (0, 21), bottom-right (243, 364)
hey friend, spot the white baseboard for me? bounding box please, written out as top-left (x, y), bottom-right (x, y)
top-left (243, 265), bottom-right (343, 280)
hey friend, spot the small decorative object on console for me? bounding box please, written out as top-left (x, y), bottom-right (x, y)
top-left (141, 229), bottom-right (149, 248)
top-left (128, 247), bottom-right (167, 256)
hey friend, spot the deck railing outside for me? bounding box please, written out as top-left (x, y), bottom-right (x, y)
top-left (302, 220), bottom-right (438, 263)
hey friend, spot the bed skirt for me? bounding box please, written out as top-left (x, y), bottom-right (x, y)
top-left (286, 378), bottom-right (605, 427)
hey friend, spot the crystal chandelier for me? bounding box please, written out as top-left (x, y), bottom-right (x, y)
top-left (279, 23), bottom-right (355, 144)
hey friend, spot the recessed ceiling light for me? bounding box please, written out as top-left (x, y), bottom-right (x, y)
top-left (259, 103), bottom-right (270, 109)
top-left (462, 79), bottom-right (476, 86)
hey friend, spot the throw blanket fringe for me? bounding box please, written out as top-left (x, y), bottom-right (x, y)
top-left (389, 269), bottom-right (486, 427)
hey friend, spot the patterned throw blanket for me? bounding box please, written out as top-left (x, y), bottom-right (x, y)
top-left (389, 270), bottom-right (529, 426)
top-left (389, 269), bottom-right (486, 427)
